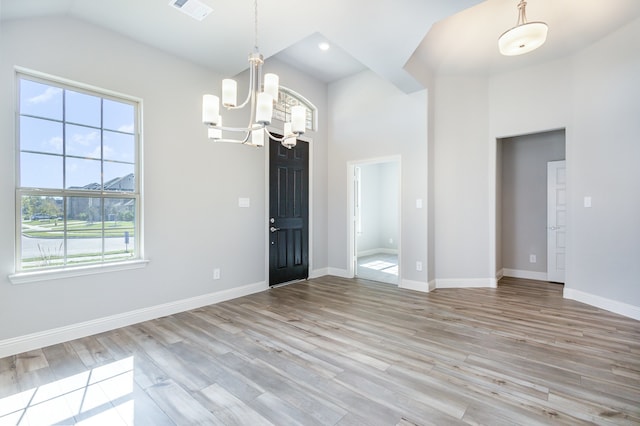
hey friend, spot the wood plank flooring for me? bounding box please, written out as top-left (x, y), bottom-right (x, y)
top-left (1, 276), bottom-right (639, 425)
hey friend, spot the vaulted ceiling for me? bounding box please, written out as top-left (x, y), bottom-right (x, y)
top-left (2, 0), bottom-right (639, 92)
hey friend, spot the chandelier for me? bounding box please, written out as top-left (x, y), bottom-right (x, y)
top-left (498, 0), bottom-right (548, 56)
top-left (201, 0), bottom-right (304, 148)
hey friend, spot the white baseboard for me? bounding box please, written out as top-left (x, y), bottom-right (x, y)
top-left (309, 267), bottom-right (329, 279)
top-left (502, 268), bottom-right (548, 281)
top-left (327, 267), bottom-right (352, 278)
top-left (496, 268), bottom-right (504, 280)
top-left (428, 280), bottom-right (436, 291)
top-left (0, 281), bottom-right (267, 358)
top-left (357, 248), bottom-right (398, 257)
top-left (399, 279), bottom-right (431, 293)
top-left (563, 287), bottom-right (640, 321)
top-left (435, 278), bottom-right (496, 289)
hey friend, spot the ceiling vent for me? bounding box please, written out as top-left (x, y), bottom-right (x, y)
top-left (168, 0), bottom-right (212, 21)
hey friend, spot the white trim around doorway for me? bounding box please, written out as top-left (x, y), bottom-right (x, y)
top-left (347, 155), bottom-right (402, 283)
top-left (264, 131), bottom-right (315, 285)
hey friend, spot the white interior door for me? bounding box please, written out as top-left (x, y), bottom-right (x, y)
top-left (547, 160), bottom-right (566, 283)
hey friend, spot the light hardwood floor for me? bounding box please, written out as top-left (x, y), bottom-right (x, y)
top-left (1, 276), bottom-right (639, 425)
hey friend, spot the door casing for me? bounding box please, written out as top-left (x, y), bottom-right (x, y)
top-left (492, 128), bottom-right (569, 285)
top-left (347, 156), bottom-right (402, 281)
top-left (265, 131), bottom-right (313, 286)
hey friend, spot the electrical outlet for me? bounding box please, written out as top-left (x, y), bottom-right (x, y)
top-left (213, 268), bottom-right (221, 279)
top-left (389, 238), bottom-right (393, 244)
top-left (416, 261), bottom-right (423, 271)
top-left (529, 255), bottom-right (537, 263)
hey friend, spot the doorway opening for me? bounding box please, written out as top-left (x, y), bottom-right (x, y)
top-left (496, 129), bottom-right (566, 284)
top-left (349, 157), bottom-right (401, 285)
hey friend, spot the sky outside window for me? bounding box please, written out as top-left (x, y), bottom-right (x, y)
top-left (19, 78), bottom-right (136, 191)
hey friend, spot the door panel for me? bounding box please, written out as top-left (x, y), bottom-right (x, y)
top-left (547, 160), bottom-right (566, 283)
top-left (269, 138), bottom-right (309, 286)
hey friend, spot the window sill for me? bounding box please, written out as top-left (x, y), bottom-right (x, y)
top-left (8, 259), bottom-right (149, 285)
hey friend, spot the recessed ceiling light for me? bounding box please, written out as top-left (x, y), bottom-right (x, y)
top-left (318, 42), bottom-right (330, 51)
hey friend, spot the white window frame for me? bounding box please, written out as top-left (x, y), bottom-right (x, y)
top-left (10, 69), bottom-right (146, 284)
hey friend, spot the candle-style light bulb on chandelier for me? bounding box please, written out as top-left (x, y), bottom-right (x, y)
top-left (202, 0), bottom-right (303, 148)
top-left (498, 0), bottom-right (548, 56)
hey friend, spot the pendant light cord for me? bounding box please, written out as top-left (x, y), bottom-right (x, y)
top-left (254, 0), bottom-right (259, 53)
top-left (517, 0), bottom-right (528, 25)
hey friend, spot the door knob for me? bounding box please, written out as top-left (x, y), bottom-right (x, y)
top-left (270, 226), bottom-right (280, 233)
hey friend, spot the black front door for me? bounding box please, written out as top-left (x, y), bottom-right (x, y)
top-left (269, 137), bottom-right (309, 286)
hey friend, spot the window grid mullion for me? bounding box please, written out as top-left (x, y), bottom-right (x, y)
top-left (62, 87), bottom-right (68, 266)
top-left (101, 98), bottom-right (105, 262)
top-left (16, 72), bottom-right (141, 273)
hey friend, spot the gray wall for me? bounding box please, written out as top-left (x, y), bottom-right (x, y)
top-left (379, 161), bottom-right (400, 253)
top-left (0, 16), bottom-right (328, 341)
top-left (433, 76), bottom-right (491, 283)
top-left (327, 70), bottom-right (428, 287)
top-left (357, 161), bottom-right (399, 255)
top-left (500, 130), bottom-right (565, 274)
top-left (427, 16), bottom-right (640, 309)
top-left (569, 18), bottom-right (640, 303)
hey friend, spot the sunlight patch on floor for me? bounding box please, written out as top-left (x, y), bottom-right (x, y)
top-left (0, 356), bottom-right (135, 425)
top-left (360, 260), bottom-right (397, 274)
